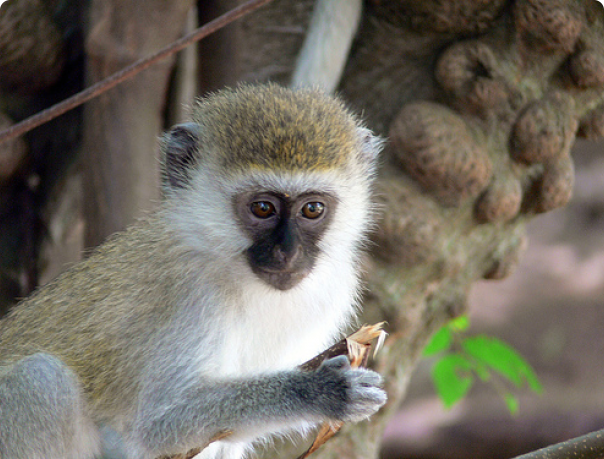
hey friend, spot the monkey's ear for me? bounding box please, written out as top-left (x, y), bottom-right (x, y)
top-left (161, 123), bottom-right (200, 190)
top-left (357, 127), bottom-right (384, 170)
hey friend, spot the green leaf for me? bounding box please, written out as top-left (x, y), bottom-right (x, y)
top-left (423, 316), bottom-right (470, 357)
top-left (448, 315), bottom-right (470, 332)
top-left (461, 335), bottom-right (543, 393)
top-left (432, 354), bottom-right (474, 408)
top-left (474, 362), bottom-right (491, 382)
top-left (423, 326), bottom-right (452, 356)
top-left (504, 393), bottom-right (519, 415)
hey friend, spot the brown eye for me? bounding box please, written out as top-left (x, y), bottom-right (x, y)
top-left (250, 201), bottom-right (276, 219)
top-left (301, 202), bottom-right (325, 219)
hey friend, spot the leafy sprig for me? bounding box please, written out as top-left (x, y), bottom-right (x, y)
top-left (423, 316), bottom-right (542, 413)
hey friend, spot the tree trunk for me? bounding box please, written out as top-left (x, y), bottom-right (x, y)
top-left (81, 0), bottom-right (195, 248)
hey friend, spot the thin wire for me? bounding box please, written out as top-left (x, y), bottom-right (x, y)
top-left (0, 0), bottom-right (273, 144)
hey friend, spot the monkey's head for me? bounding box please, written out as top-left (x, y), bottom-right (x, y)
top-left (160, 84), bottom-right (382, 291)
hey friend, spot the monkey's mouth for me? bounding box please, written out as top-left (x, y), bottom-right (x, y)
top-left (254, 267), bottom-right (310, 291)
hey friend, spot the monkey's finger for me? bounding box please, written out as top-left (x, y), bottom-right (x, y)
top-left (344, 387), bottom-right (388, 421)
top-left (349, 368), bottom-right (384, 387)
top-left (321, 354), bottom-right (351, 371)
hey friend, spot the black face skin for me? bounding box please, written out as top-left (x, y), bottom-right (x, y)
top-left (235, 191), bottom-right (337, 290)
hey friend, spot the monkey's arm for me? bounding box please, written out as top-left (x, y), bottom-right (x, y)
top-left (133, 357), bottom-right (385, 457)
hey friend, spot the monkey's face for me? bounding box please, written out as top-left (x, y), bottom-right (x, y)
top-left (234, 191), bottom-right (337, 290)
top-left (159, 85), bottom-right (382, 294)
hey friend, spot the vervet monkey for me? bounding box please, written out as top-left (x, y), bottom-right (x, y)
top-left (0, 84), bottom-right (386, 459)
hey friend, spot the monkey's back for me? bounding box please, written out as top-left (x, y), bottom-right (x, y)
top-left (0, 215), bottom-right (190, 417)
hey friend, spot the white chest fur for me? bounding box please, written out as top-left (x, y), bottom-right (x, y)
top-left (211, 260), bottom-right (359, 377)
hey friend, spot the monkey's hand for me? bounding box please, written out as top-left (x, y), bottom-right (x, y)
top-left (312, 355), bottom-right (387, 423)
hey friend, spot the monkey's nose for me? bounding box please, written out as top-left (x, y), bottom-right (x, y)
top-left (274, 244), bottom-right (302, 269)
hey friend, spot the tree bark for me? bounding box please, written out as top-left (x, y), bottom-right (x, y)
top-left (81, 0), bottom-right (195, 248)
top-left (0, 0), bottom-right (65, 93)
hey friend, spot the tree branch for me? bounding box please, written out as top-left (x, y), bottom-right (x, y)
top-left (512, 428), bottom-right (604, 459)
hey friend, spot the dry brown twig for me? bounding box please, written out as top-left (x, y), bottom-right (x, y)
top-left (297, 323), bottom-right (387, 459)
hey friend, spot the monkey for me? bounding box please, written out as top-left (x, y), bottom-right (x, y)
top-left (0, 83), bottom-right (386, 459)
